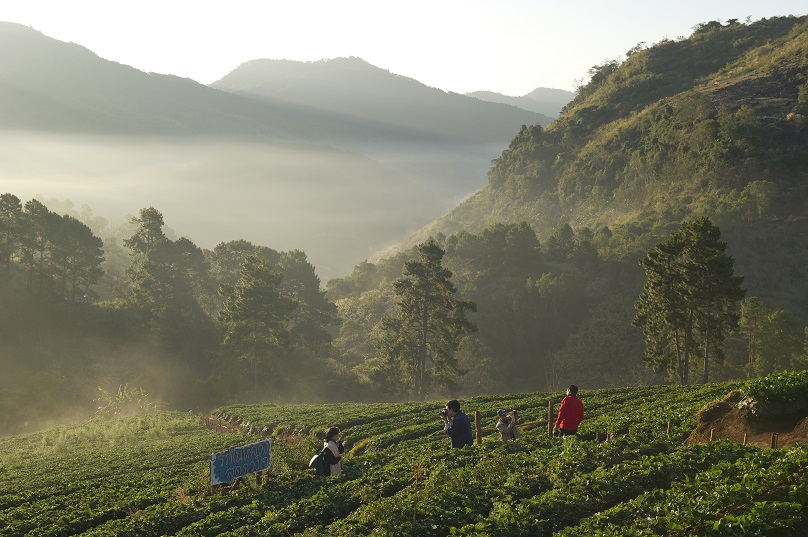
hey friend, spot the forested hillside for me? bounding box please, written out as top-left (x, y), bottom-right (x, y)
top-left (2, 16), bottom-right (808, 436)
top-left (0, 198), bottom-right (364, 436)
top-left (331, 16), bottom-right (808, 398)
top-left (409, 15), bottom-right (808, 243)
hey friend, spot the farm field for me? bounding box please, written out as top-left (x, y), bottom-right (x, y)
top-left (1, 373), bottom-right (806, 536)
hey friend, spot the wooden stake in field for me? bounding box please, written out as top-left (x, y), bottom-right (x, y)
top-left (474, 411), bottom-right (482, 445)
top-left (548, 400), bottom-right (554, 438)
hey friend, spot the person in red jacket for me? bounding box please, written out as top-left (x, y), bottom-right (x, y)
top-left (553, 384), bottom-right (584, 437)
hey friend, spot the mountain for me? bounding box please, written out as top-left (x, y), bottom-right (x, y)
top-left (211, 57), bottom-right (553, 142)
top-left (0, 22), bottom-right (541, 278)
top-left (331, 15), bottom-right (808, 394)
top-left (399, 16), bottom-right (808, 270)
top-left (466, 87), bottom-right (575, 118)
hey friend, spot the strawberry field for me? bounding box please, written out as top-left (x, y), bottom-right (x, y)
top-left (1, 373), bottom-right (806, 536)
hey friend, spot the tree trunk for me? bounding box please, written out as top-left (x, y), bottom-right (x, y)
top-left (682, 311), bottom-right (693, 385)
top-left (416, 305), bottom-right (429, 401)
top-left (702, 324), bottom-right (711, 384)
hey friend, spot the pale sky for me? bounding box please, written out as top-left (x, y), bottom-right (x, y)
top-left (1, 1), bottom-right (806, 95)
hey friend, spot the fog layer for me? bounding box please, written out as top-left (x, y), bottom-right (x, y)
top-left (1, 132), bottom-right (497, 278)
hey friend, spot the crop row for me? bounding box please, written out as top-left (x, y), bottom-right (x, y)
top-left (1, 375), bottom-right (805, 536)
top-left (558, 444), bottom-right (808, 536)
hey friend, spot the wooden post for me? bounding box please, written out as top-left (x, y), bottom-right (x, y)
top-left (742, 433), bottom-right (747, 446)
top-left (475, 411), bottom-right (482, 445)
top-left (666, 421), bottom-right (672, 437)
top-left (547, 400), bottom-right (554, 438)
top-left (771, 432), bottom-right (778, 449)
top-left (709, 429), bottom-right (714, 442)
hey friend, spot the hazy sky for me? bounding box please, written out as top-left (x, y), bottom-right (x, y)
top-left (2, 1), bottom-right (805, 96)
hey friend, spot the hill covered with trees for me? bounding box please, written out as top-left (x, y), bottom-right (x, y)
top-left (331, 15), bottom-right (808, 397)
top-left (2, 16), bottom-right (808, 434)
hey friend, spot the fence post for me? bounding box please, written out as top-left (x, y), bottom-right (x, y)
top-left (742, 433), bottom-right (748, 446)
top-left (547, 400), bottom-right (554, 438)
top-left (475, 411), bottom-right (482, 445)
top-left (771, 432), bottom-right (778, 449)
top-left (709, 429), bottom-right (714, 442)
top-left (666, 420), bottom-right (672, 437)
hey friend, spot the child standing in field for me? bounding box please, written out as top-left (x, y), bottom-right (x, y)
top-left (495, 409), bottom-right (521, 441)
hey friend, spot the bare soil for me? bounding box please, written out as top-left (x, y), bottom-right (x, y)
top-left (688, 397), bottom-right (808, 448)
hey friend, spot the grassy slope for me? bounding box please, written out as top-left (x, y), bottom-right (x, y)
top-left (1, 380), bottom-right (806, 535)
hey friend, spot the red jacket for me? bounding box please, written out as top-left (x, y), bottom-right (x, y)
top-left (556, 395), bottom-right (584, 430)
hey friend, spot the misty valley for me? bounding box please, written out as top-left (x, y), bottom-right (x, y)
top-left (2, 15), bottom-right (808, 435)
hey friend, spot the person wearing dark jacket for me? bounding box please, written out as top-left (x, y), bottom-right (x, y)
top-left (553, 385), bottom-right (584, 437)
top-left (441, 399), bottom-right (473, 448)
top-left (323, 426), bottom-right (345, 475)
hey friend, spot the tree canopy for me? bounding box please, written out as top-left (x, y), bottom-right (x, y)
top-left (634, 217), bottom-right (745, 384)
top-left (377, 239), bottom-right (476, 400)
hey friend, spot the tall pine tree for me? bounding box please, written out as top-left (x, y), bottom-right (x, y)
top-left (634, 217), bottom-right (745, 383)
top-left (378, 239), bottom-right (476, 400)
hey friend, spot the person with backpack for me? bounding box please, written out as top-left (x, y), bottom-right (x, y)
top-left (308, 426), bottom-right (345, 476)
top-left (323, 426), bottom-right (345, 475)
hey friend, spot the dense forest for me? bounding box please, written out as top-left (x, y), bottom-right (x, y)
top-left (2, 16), bottom-right (808, 435)
top-left (0, 197), bottom-right (360, 435)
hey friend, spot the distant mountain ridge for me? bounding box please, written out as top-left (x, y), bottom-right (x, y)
top-left (0, 22), bottom-right (545, 277)
top-left (211, 57), bottom-right (555, 144)
top-left (466, 87), bottom-right (575, 118)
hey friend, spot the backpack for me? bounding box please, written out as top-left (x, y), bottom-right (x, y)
top-left (308, 446), bottom-right (329, 476)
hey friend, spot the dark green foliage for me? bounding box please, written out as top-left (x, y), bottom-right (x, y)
top-left (3, 376), bottom-right (806, 536)
top-left (634, 217), bottom-right (746, 384)
top-left (377, 239), bottom-right (477, 399)
top-left (219, 255), bottom-right (296, 398)
top-left (0, 198), bottom-right (344, 434)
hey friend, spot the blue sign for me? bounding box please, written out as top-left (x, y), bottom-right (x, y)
top-left (210, 439), bottom-right (272, 485)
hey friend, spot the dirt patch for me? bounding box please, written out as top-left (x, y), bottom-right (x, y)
top-left (688, 392), bottom-right (808, 448)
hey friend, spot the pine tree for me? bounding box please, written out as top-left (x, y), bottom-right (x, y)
top-left (378, 239), bottom-right (476, 400)
top-left (634, 217), bottom-right (745, 384)
top-left (218, 255), bottom-right (296, 398)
